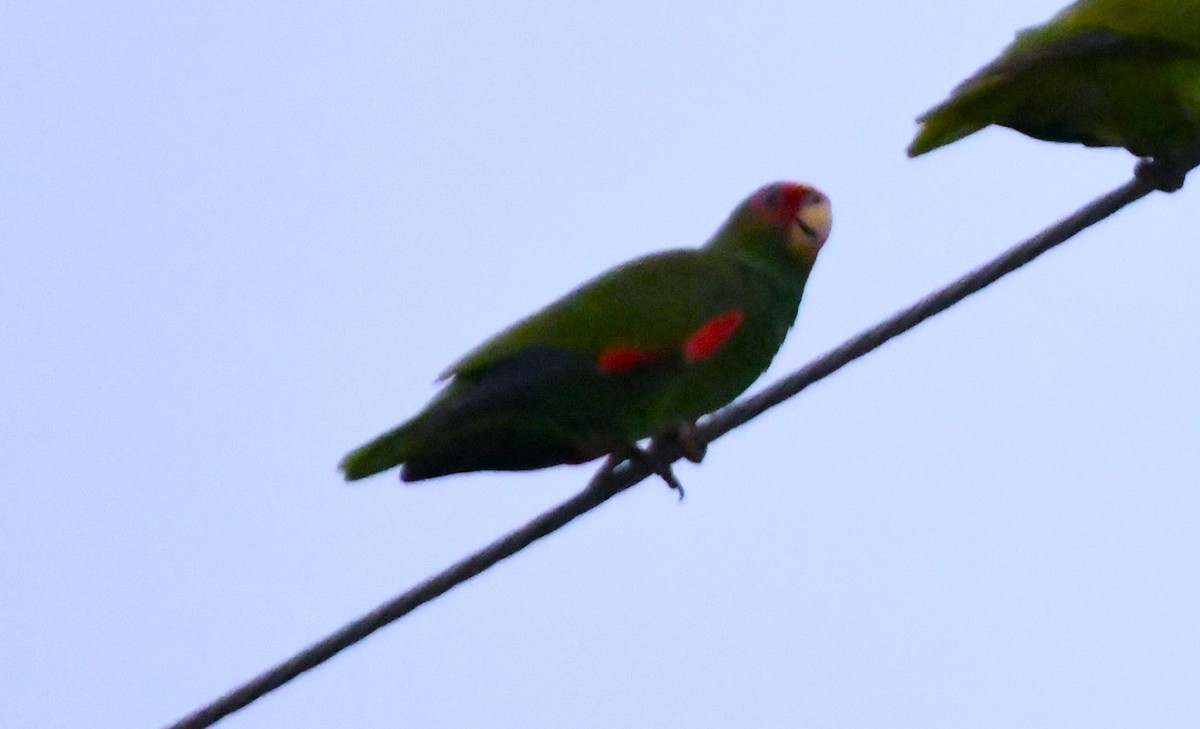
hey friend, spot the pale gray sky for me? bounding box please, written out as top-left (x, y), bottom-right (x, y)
top-left (3, 2), bottom-right (1198, 727)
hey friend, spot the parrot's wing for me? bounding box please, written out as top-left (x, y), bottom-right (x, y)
top-left (440, 250), bottom-right (757, 382)
top-left (338, 345), bottom-right (602, 482)
top-left (1009, 30), bottom-right (1167, 74)
top-left (963, 27), bottom-right (1194, 91)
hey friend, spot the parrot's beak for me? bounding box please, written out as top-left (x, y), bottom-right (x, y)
top-left (792, 193), bottom-right (832, 257)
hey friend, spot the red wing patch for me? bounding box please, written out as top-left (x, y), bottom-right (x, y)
top-left (598, 308), bottom-right (744, 372)
top-left (597, 347), bottom-right (660, 374)
top-left (684, 309), bottom-right (744, 363)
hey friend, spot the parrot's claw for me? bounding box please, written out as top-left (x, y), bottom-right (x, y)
top-left (659, 467), bottom-right (687, 501)
top-left (619, 444), bottom-right (686, 500)
top-left (1135, 157), bottom-right (1193, 193)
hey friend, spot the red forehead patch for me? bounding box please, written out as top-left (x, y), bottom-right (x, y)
top-left (751, 183), bottom-right (811, 221)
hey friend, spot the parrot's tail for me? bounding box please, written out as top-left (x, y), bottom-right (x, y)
top-left (907, 111), bottom-right (988, 157)
top-left (908, 75), bottom-right (1003, 158)
top-left (339, 423), bottom-right (415, 481)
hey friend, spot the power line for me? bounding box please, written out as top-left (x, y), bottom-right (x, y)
top-left (164, 174), bottom-right (1156, 729)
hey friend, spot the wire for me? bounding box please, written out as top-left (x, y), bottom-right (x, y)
top-left (163, 174), bottom-right (1155, 729)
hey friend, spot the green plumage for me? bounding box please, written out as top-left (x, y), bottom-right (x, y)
top-left (909, 0), bottom-right (1200, 175)
top-left (340, 182), bottom-right (832, 483)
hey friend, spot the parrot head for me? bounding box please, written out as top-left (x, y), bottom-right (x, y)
top-left (707, 182), bottom-right (831, 266)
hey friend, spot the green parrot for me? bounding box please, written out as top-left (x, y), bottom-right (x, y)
top-left (339, 182), bottom-right (832, 491)
top-left (908, 0), bottom-right (1200, 190)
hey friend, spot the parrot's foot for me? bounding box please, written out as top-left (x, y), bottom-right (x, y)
top-left (648, 420), bottom-right (706, 465)
top-left (673, 420), bottom-right (707, 464)
top-left (619, 444), bottom-right (686, 500)
top-left (1135, 157), bottom-right (1193, 193)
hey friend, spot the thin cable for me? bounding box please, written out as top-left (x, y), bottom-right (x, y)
top-left (164, 175), bottom-right (1154, 729)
